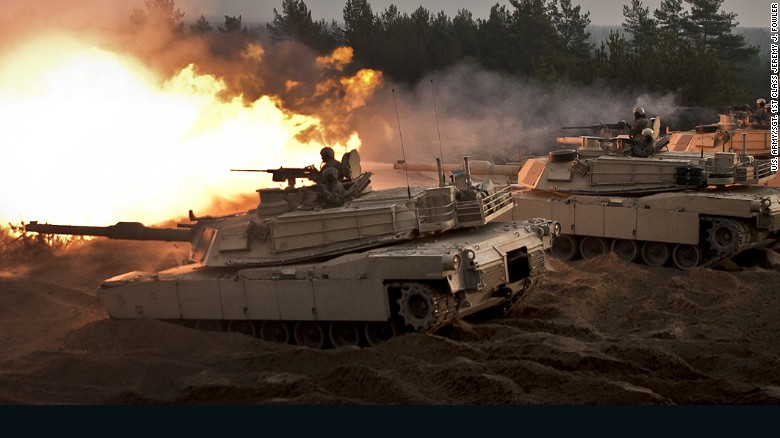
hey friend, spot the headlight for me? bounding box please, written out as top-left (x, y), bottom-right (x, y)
top-left (443, 254), bottom-right (461, 270)
top-left (552, 221), bottom-right (562, 237)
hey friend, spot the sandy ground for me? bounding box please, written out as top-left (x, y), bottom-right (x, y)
top-left (1, 167), bottom-right (780, 404)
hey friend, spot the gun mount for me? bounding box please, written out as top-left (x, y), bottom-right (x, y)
top-left (231, 166), bottom-right (319, 188)
top-left (25, 150), bottom-right (559, 348)
top-left (231, 150), bottom-right (363, 188)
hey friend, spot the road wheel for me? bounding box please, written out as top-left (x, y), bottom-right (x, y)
top-left (329, 322), bottom-right (361, 348)
top-left (260, 321), bottom-right (290, 344)
top-left (294, 321), bottom-right (326, 349)
top-left (641, 241), bottom-right (670, 267)
top-left (579, 236), bottom-right (607, 260)
top-left (611, 239), bottom-right (639, 262)
top-left (551, 234), bottom-right (579, 261)
top-left (672, 244), bottom-right (703, 270)
top-left (364, 321), bottom-right (397, 347)
top-left (227, 320), bottom-right (256, 337)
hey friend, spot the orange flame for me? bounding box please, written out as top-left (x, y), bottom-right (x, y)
top-left (316, 46), bottom-right (353, 71)
top-left (0, 36), bottom-right (377, 227)
top-left (341, 69), bottom-right (383, 110)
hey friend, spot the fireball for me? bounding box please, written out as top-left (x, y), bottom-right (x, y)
top-left (0, 35), bottom-right (381, 227)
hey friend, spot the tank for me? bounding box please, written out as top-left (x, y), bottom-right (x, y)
top-left (396, 110), bottom-right (780, 270)
top-left (508, 141), bottom-right (780, 270)
top-left (25, 152), bottom-right (559, 348)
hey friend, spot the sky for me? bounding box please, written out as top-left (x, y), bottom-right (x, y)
top-left (0, 0), bottom-right (773, 28)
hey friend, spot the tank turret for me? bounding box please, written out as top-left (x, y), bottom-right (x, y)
top-left (665, 106), bottom-right (772, 159)
top-left (25, 150), bottom-right (559, 348)
top-left (561, 108), bottom-right (774, 165)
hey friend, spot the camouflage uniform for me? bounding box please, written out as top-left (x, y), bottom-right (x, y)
top-left (317, 167), bottom-right (345, 206)
top-left (629, 115), bottom-right (648, 140)
top-left (626, 128), bottom-right (655, 157)
top-left (753, 106), bottom-right (769, 129)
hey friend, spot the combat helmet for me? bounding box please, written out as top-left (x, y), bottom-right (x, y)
top-left (320, 147), bottom-right (335, 161)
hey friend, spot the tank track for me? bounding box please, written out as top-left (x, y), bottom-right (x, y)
top-left (525, 246), bottom-right (546, 291)
top-left (698, 217), bottom-right (767, 268)
top-left (550, 216), bottom-right (775, 270)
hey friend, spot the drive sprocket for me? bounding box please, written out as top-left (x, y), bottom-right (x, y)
top-left (396, 284), bottom-right (438, 331)
top-left (395, 283), bottom-right (456, 332)
top-left (706, 219), bottom-right (749, 257)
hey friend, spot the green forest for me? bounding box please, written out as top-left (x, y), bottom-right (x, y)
top-left (132, 0), bottom-right (769, 108)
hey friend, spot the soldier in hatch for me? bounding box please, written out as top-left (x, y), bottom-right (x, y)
top-left (319, 147), bottom-right (350, 181)
top-left (624, 128), bottom-right (656, 157)
top-left (315, 167), bottom-right (345, 207)
top-left (752, 98), bottom-right (769, 129)
top-left (629, 106), bottom-right (649, 140)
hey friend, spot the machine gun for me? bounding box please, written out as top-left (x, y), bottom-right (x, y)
top-left (561, 121), bottom-right (629, 134)
top-left (231, 166), bottom-right (321, 188)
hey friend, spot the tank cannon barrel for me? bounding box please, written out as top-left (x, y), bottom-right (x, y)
top-left (393, 160), bottom-right (521, 176)
top-left (561, 121), bottom-right (628, 131)
top-left (25, 221), bottom-right (192, 242)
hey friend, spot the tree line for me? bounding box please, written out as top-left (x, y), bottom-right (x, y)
top-left (132, 0), bottom-right (766, 108)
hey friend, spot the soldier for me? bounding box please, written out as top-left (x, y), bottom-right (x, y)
top-left (316, 167), bottom-right (345, 206)
top-left (320, 146), bottom-right (350, 181)
top-left (625, 128), bottom-right (656, 157)
top-left (629, 106), bottom-right (649, 140)
top-left (753, 98), bottom-right (769, 129)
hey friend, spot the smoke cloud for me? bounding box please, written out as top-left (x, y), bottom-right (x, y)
top-left (351, 62), bottom-right (688, 165)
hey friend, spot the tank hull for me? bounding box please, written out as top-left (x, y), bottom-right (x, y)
top-left (506, 186), bottom-right (780, 269)
top-left (98, 220), bottom-right (551, 347)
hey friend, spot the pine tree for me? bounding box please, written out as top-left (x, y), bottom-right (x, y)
top-left (622, 0), bottom-right (656, 54)
top-left (190, 14), bottom-right (213, 34)
top-left (509, 0), bottom-right (560, 80)
top-left (129, 0), bottom-right (185, 32)
top-left (654, 0), bottom-right (687, 38)
top-left (267, 0), bottom-right (338, 51)
top-left (452, 9), bottom-right (479, 60)
top-left (683, 0), bottom-right (758, 62)
top-left (476, 4), bottom-right (514, 73)
top-left (343, 0), bottom-right (379, 62)
top-left (550, 0), bottom-right (593, 81)
top-left (219, 15), bottom-right (244, 33)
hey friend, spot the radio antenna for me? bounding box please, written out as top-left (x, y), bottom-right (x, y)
top-left (392, 88), bottom-right (412, 199)
top-left (431, 79), bottom-right (444, 164)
